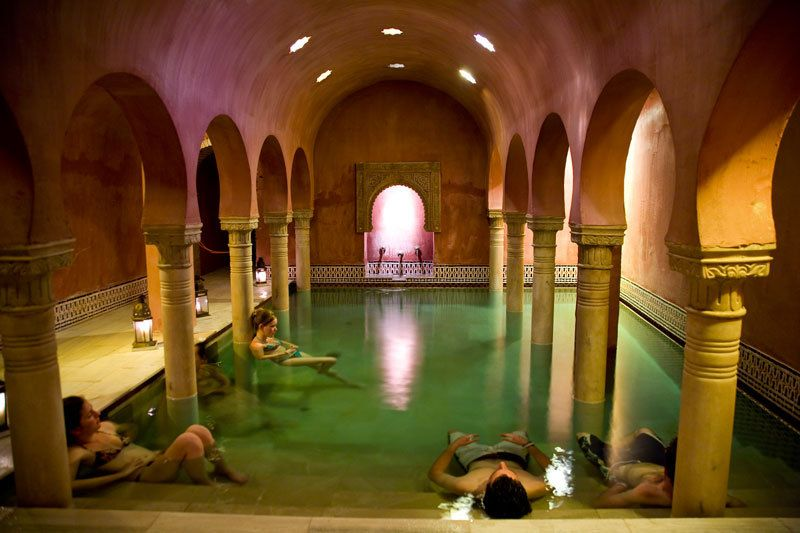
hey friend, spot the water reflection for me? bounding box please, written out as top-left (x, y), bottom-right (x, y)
top-left (375, 292), bottom-right (422, 411)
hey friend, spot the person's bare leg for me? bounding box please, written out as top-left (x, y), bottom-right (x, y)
top-left (186, 424), bottom-right (248, 484)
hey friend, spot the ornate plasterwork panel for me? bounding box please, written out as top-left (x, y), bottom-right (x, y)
top-left (356, 162), bottom-right (441, 233)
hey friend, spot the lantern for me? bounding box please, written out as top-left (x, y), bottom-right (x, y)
top-left (132, 294), bottom-right (156, 348)
top-left (255, 257), bottom-right (268, 285)
top-left (195, 276), bottom-right (210, 317)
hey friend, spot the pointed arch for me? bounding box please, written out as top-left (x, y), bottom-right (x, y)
top-left (503, 134), bottom-right (528, 213)
top-left (290, 147), bottom-right (312, 210)
top-left (530, 113), bottom-right (569, 217)
top-left (205, 115), bottom-right (254, 218)
top-left (0, 92), bottom-right (33, 246)
top-left (575, 69), bottom-right (655, 226)
top-left (91, 73), bottom-right (190, 225)
top-left (696, 0), bottom-right (800, 248)
top-left (486, 144), bottom-right (503, 210)
top-left (258, 135), bottom-right (289, 215)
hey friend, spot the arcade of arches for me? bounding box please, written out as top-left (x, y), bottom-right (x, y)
top-left (0, 0), bottom-right (798, 520)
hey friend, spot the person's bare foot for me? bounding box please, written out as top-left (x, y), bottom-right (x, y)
top-left (221, 468), bottom-right (248, 484)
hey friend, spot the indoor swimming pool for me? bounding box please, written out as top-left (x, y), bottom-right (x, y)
top-left (43, 289), bottom-right (800, 518)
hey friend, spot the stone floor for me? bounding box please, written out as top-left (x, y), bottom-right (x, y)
top-left (0, 269), bottom-right (271, 477)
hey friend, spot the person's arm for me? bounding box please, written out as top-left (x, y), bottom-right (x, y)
top-left (500, 432), bottom-right (551, 470)
top-left (593, 481), bottom-right (671, 508)
top-left (250, 338), bottom-right (289, 361)
top-left (67, 447), bottom-right (145, 492)
top-left (427, 433), bottom-right (478, 495)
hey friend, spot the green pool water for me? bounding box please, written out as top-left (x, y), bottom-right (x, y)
top-left (109, 287), bottom-right (799, 516)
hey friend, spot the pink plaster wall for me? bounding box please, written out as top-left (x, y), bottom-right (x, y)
top-left (742, 109), bottom-right (800, 371)
top-left (622, 93), bottom-right (688, 307)
top-left (556, 154), bottom-right (579, 265)
top-left (312, 81), bottom-right (488, 265)
top-left (53, 89), bottom-right (147, 301)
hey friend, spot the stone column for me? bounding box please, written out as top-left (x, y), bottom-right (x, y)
top-left (488, 210), bottom-right (505, 292)
top-left (504, 213), bottom-right (527, 313)
top-left (220, 217), bottom-right (258, 391)
top-left (143, 224), bottom-right (201, 429)
top-left (528, 216), bottom-right (563, 345)
top-left (293, 209), bottom-right (313, 292)
top-left (570, 224), bottom-right (625, 403)
top-left (0, 240), bottom-right (73, 507)
top-left (668, 244), bottom-right (772, 517)
top-left (265, 212), bottom-right (292, 310)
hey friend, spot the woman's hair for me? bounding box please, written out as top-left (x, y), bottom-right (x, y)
top-left (63, 395), bottom-right (86, 445)
top-left (251, 308), bottom-right (276, 337)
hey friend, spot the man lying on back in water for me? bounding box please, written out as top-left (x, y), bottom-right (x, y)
top-left (427, 430), bottom-right (551, 518)
top-left (577, 427), bottom-right (744, 508)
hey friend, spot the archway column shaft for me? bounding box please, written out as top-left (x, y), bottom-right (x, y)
top-left (143, 224), bottom-right (201, 428)
top-left (220, 217), bottom-right (258, 390)
top-left (265, 213), bottom-right (292, 310)
top-left (293, 209), bottom-right (313, 292)
top-left (0, 240), bottom-right (73, 507)
top-left (504, 213), bottom-right (527, 312)
top-left (668, 244), bottom-right (773, 517)
top-left (529, 216), bottom-right (563, 345)
top-left (570, 224), bottom-right (625, 403)
top-left (488, 210), bottom-right (504, 291)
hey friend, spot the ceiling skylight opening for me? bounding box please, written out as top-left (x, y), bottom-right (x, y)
top-left (388, 63), bottom-right (405, 69)
top-left (474, 34), bottom-right (495, 52)
top-left (459, 68), bottom-right (477, 84)
top-left (382, 28), bottom-right (403, 36)
top-left (316, 69), bottom-right (332, 83)
top-left (289, 36), bottom-right (311, 53)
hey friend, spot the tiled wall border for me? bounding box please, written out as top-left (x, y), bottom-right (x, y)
top-left (308, 264), bottom-right (579, 286)
top-left (620, 276), bottom-right (800, 428)
top-left (54, 277), bottom-right (149, 332)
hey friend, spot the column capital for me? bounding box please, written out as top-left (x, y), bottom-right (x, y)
top-left (570, 223), bottom-right (625, 246)
top-left (143, 224), bottom-right (202, 247)
top-left (667, 242), bottom-right (774, 281)
top-left (143, 224), bottom-right (201, 267)
top-left (488, 209), bottom-right (504, 220)
top-left (503, 212), bottom-right (528, 236)
top-left (528, 216), bottom-right (563, 247)
top-left (263, 212), bottom-right (293, 226)
top-left (219, 216), bottom-right (259, 233)
top-left (0, 239), bottom-right (74, 281)
top-left (292, 209), bottom-right (314, 230)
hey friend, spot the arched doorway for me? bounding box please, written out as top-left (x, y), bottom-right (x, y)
top-left (365, 185), bottom-right (434, 279)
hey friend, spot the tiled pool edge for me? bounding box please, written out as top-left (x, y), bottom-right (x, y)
top-left (620, 277), bottom-right (800, 430)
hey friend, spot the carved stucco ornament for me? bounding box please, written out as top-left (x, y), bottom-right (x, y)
top-left (667, 242), bottom-right (775, 280)
top-left (356, 162), bottom-right (441, 233)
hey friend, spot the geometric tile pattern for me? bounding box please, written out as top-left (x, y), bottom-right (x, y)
top-left (619, 277), bottom-right (686, 341)
top-left (54, 277), bottom-right (148, 332)
top-left (620, 276), bottom-right (800, 429)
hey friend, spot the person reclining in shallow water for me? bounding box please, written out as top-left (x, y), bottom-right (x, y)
top-left (249, 308), bottom-right (339, 376)
top-left (577, 427), bottom-right (744, 508)
top-left (195, 342), bottom-right (231, 398)
top-left (427, 430), bottom-right (551, 519)
top-left (63, 396), bottom-right (247, 491)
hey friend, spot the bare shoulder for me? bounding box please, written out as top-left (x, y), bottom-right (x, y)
top-left (433, 469), bottom-right (487, 496)
top-left (99, 420), bottom-right (117, 432)
top-left (518, 471), bottom-right (548, 499)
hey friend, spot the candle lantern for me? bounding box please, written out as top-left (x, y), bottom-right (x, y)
top-left (255, 257), bottom-right (268, 285)
top-left (0, 380), bottom-right (8, 434)
top-left (195, 276), bottom-right (210, 317)
top-left (132, 294), bottom-right (156, 348)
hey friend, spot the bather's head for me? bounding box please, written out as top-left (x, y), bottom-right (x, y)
top-left (482, 463), bottom-right (532, 518)
top-left (63, 395), bottom-right (100, 446)
top-left (251, 308), bottom-right (277, 337)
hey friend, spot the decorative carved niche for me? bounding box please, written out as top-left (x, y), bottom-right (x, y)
top-left (355, 161), bottom-right (441, 233)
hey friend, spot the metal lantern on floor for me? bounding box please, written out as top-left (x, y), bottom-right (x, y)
top-left (255, 257), bottom-right (268, 285)
top-left (132, 294), bottom-right (157, 348)
top-left (195, 275), bottom-right (209, 317)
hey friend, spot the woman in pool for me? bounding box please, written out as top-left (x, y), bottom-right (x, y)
top-left (63, 396), bottom-right (247, 491)
top-left (249, 308), bottom-right (338, 375)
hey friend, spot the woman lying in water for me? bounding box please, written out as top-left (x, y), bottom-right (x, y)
top-left (63, 396), bottom-right (247, 491)
top-left (249, 308), bottom-right (339, 375)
